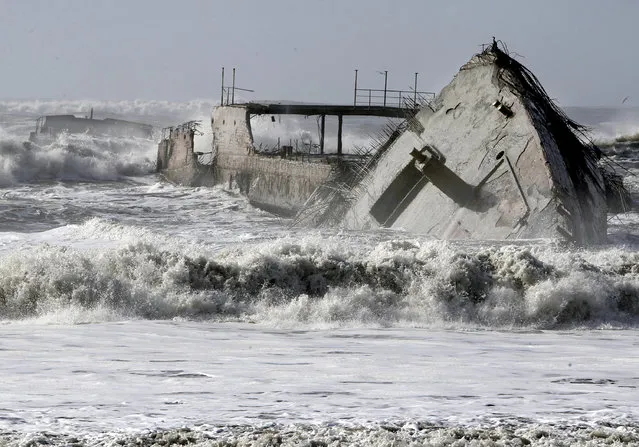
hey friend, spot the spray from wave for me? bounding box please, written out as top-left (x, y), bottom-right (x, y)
top-left (1, 224), bottom-right (638, 328)
top-left (566, 106), bottom-right (639, 149)
top-left (0, 128), bottom-right (156, 185)
top-left (0, 99), bottom-right (216, 125)
top-left (0, 99), bottom-right (223, 184)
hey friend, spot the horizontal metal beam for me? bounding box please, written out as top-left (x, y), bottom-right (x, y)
top-left (236, 102), bottom-right (414, 118)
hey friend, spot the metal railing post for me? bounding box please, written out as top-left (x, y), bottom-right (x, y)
top-left (319, 114), bottom-right (325, 154)
top-left (353, 69), bottom-right (358, 106)
top-left (220, 67), bottom-right (225, 106)
top-left (337, 114), bottom-right (343, 155)
top-left (232, 68), bottom-right (236, 105)
top-left (383, 70), bottom-right (388, 107)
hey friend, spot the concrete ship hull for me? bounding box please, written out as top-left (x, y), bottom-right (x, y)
top-left (157, 43), bottom-right (626, 244)
top-left (29, 114), bottom-right (154, 143)
top-left (336, 48), bottom-right (605, 243)
top-left (157, 114), bottom-right (336, 216)
top-left (302, 45), bottom-right (623, 244)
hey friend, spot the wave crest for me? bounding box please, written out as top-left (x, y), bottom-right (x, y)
top-left (0, 99), bottom-right (215, 123)
top-left (0, 131), bottom-right (155, 185)
top-left (1, 238), bottom-right (638, 329)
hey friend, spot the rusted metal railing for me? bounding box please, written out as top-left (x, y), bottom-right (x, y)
top-left (353, 69), bottom-right (434, 110)
top-left (220, 67), bottom-right (254, 105)
top-left (354, 88), bottom-right (435, 109)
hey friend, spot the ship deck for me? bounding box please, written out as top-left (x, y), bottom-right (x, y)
top-left (239, 103), bottom-right (413, 118)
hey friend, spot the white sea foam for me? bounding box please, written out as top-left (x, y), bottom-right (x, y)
top-left (3, 422), bottom-right (639, 447)
top-left (0, 321), bottom-right (637, 440)
top-left (0, 128), bottom-right (156, 185)
top-left (0, 228), bottom-right (637, 329)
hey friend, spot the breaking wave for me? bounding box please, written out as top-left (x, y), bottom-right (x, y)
top-left (0, 129), bottom-right (156, 185)
top-left (0, 99), bottom-right (215, 125)
top-left (0, 99), bottom-right (219, 183)
top-left (598, 131), bottom-right (639, 162)
top-left (1, 224), bottom-right (638, 329)
top-left (567, 106), bottom-right (639, 146)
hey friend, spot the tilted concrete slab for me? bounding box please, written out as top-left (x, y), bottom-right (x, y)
top-left (335, 44), bottom-right (610, 244)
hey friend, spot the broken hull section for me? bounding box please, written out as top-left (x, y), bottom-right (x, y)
top-left (157, 123), bottom-right (215, 187)
top-left (157, 108), bottom-right (335, 216)
top-left (339, 48), bottom-right (608, 244)
top-left (29, 115), bottom-right (154, 142)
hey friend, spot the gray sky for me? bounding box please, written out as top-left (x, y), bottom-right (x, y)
top-left (1, 0), bottom-right (637, 106)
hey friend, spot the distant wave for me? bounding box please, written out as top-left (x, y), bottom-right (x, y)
top-left (0, 130), bottom-right (156, 185)
top-left (597, 131), bottom-right (639, 149)
top-left (1, 225), bottom-right (638, 329)
top-left (0, 99), bottom-right (216, 125)
top-left (614, 132), bottom-right (639, 144)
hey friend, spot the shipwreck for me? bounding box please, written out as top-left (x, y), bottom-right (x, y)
top-left (29, 108), bottom-right (154, 143)
top-left (157, 41), bottom-right (628, 244)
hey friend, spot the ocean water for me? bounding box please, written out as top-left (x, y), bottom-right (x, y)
top-left (0, 100), bottom-right (638, 446)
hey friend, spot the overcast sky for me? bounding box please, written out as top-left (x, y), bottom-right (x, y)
top-left (1, 0), bottom-right (637, 106)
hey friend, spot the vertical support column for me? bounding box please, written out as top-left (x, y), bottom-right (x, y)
top-left (337, 115), bottom-right (343, 155)
top-left (383, 70), bottom-right (388, 107)
top-left (353, 69), bottom-right (358, 106)
top-left (232, 68), bottom-right (236, 105)
top-left (414, 72), bottom-right (418, 107)
top-left (220, 67), bottom-right (225, 106)
top-left (319, 114), bottom-right (325, 155)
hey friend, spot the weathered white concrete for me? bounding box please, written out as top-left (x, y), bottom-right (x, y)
top-left (158, 106), bottom-right (334, 216)
top-left (211, 106), bottom-right (255, 157)
top-left (211, 106), bottom-right (335, 215)
top-left (341, 50), bottom-right (607, 244)
top-left (157, 126), bottom-right (213, 186)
